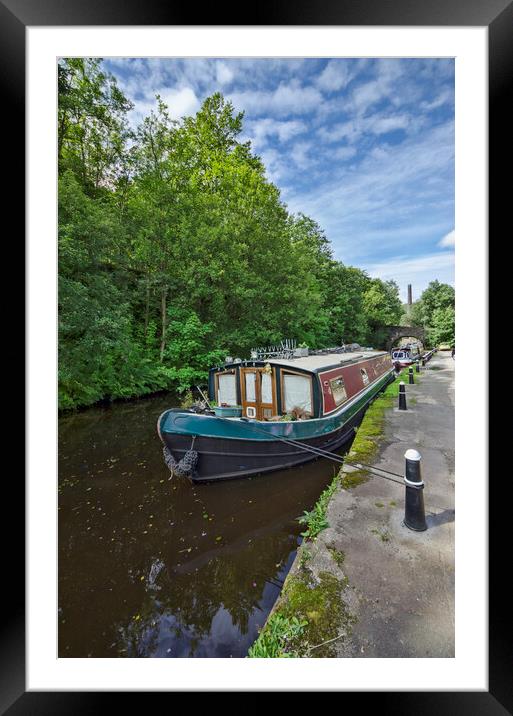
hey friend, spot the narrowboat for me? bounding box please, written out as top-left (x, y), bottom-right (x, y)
top-left (391, 344), bottom-right (420, 369)
top-left (157, 348), bottom-right (394, 482)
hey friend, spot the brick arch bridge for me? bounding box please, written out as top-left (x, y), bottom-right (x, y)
top-left (384, 325), bottom-right (425, 352)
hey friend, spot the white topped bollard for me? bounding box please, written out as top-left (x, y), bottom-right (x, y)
top-left (404, 449), bottom-right (427, 531)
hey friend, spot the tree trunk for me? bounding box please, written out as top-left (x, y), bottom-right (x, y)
top-left (159, 288), bottom-right (168, 362)
top-left (144, 283), bottom-right (150, 340)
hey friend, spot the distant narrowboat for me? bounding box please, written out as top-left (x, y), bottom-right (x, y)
top-left (157, 348), bottom-right (394, 482)
top-left (391, 345), bottom-right (420, 369)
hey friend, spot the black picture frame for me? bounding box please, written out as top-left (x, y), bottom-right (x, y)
top-left (3, 0), bottom-right (507, 710)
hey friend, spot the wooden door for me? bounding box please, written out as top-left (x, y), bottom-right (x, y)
top-left (240, 368), bottom-right (277, 420)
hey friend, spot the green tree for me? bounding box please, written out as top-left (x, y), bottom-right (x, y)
top-left (58, 58), bottom-right (133, 195)
top-left (58, 172), bottom-right (165, 408)
top-left (362, 279), bottom-right (403, 346)
top-left (410, 280), bottom-right (455, 327)
top-left (410, 280), bottom-right (455, 347)
top-left (429, 306), bottom-right (455, 348)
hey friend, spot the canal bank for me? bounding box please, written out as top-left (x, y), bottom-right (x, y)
top-left (249, 352), bottom-right (454, 657)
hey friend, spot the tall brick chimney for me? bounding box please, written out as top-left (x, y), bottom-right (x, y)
top-left (407, 284), bottom-right (412, 305)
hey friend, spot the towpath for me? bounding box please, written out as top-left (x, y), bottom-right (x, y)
top-left (330, 351), bottom-right (455, 657)
top-left (258, 351), bottom-right (455, 658)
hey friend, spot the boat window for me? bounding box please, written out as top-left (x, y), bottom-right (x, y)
top-left (245, 372), bottom-right (257, 402)
top-left (282, 373), bottom-right (312, 415)
top-left (217, 372), bottom-right (237, 406)
top-left (330, 376), bottom-right (347, 406)
top-left (261, 372), bottom-right (273, 404)
top-left (360, 368), bottom-right (369, 386)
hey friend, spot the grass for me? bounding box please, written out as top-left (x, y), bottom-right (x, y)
top-left (342, 369), bottom-right (409, 474)
top-left (247, 613), bottom-right (308, 658)
top-left (371, 527), bottom-right (391, 543)
top-left (248, 570), bottom-right (355, 657)
top-left (298, 474), bottom-right (341, 540)
top-left (328, 546), bottom-right (346, 567)
top-left (340, 468), bottom-right (369, 489)
top-left (299, 548), bottom-right (312, 569)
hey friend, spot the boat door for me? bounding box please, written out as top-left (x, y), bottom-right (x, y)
top-left (240, 368), bottom-right (276, 420)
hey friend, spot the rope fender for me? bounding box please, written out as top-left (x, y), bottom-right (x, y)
top-left (163, 440), bottom-right (198, 478)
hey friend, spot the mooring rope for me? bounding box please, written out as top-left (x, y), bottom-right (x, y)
top-left (236, 417), bottom-right (407, 480)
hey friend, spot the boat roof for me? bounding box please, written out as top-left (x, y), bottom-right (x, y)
top-left (267, 350), bottom-right (387, 373)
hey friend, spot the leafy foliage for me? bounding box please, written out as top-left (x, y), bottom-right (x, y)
top-left (410, 280), bottom-right (455, 347)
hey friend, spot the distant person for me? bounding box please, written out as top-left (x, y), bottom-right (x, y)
top-left (451, 346), bottom-right (455, 359)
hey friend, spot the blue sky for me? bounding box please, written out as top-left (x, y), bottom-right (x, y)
top-left (104, 57), bottom-right (455, 302)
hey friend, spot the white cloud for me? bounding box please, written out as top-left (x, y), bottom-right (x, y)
top-left (332, 146), bottom-right (357, 161)
top-left (216, 62), bottom-right (234, 86)
top-left (318, 112), bottom-right (411, 145)
top-left (229, 80), bottom-right (323, 117)
top-left (318, 120), bottom-right (359, 144)
top-left (438, 229), bottom-right (455, 248)
top-left (244, 118), bottom-right (307, 149)
top-left (158, 87), bottom-right (201, 120)
top-left (285, 120), bottom-right (455, 264)
top-left (350, 60), bottom-right (413, 116)
top-left (367, 114), bottom-right (410, 134)
top-left (257, 147), bottom-right (288, 184)
top-left (290, 141), bottom-right (313, 170)
top-left (317, 60), bottom-right (353, 92)
top-left (420, 88), bottom-right (453, 112)
top-left (363, 252), bottom-right (455, 301)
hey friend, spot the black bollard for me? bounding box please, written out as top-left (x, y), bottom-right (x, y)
top-left (398, 381), bottom-right (407, 410)
top-left (408, 367), bottom-right (415, 384)
top-left (403, 449), bottom-right (427, 531)
top-left (421, 358), bottom-right (425, 369)
top-left (415, 361), bottom-right (420, 373)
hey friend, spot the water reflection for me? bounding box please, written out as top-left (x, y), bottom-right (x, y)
top-left (58, 394), bottom-right (348, 657)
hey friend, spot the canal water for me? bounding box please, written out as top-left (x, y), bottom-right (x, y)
top-left (58, 393), bottom-right (352, 658)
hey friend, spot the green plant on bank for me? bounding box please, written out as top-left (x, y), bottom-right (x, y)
top-left (345, 369), bottom-right (409, 463)
top-left (298, 475), bottom-right (340, 540)
top-left (247, 613), bottom-right (308, 658)
top-left (371, 527), bottom-right (391, 543)
top-left (248, 570), bottom-right (355, 658)
top-left (299, 548), bottom-right (312, 570)
top-left (327, 546), bottom-right (346, 567)
top-left (179, 390), bottom-right (195, 409)
top-left (340, 468), bottom-right (369, 490)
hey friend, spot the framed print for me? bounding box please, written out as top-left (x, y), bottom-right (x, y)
top-left (2, 0), bottom-right (509, 709)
